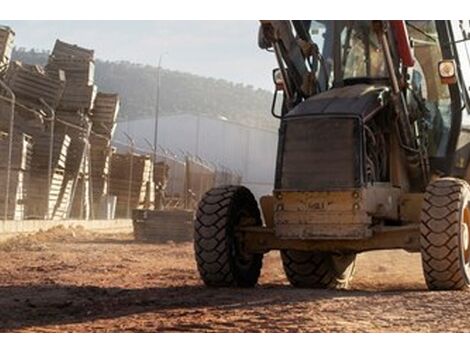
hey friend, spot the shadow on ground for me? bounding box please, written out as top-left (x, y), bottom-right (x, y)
top-left (0, 282), bottom-right (427, 331)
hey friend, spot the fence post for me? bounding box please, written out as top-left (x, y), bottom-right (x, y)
top-left (125, 136), bottom-right (135, 218)
top-left (40, 99), bottom-right (55, 220)
top-left (183, 156), bottom-right (191, 210)
top-left (0, 79), bottom-right (15, 220)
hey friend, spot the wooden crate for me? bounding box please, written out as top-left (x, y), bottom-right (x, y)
top-left (58, 84), bottom-right (97, 111)
top-left (90, 92), bottom-right (119, 136)
top-left (0, 167), bottom-right (29, 220)
top-left (0, 130), bottom-right (32, 220)
top-left (30, 132), bottom-right (70, 171)
top-left (0, 130), bottom-right (33, 171)
top-left (0, 26), bottom-right (14, 74)
top-left (110, 153), bottom-right (154, 217)
top-left (46, 58), bottom-right (95, 86)
top-left (0, 101), bottom-right (46, 137)
top-left (5, 61), bottom-right (65, 108)
top-left (25, 168), bottom-right (66, 219)
top-left (51, 39), bottom-right (94, 61)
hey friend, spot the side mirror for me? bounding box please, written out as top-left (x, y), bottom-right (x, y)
top-left (438, 59), bottom-right (458, 85)
top-left (271, 68), bottom-right (285, 118)
top-left (258, 23), bottom-right (273, 49)
top-left (272, 68), bottom-right (285, 91)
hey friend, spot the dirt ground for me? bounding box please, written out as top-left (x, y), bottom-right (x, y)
top-left (1, 227), bottom-right (470, 332)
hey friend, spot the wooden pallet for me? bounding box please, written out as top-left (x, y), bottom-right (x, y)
top-left (5, 61), bottom-right (65, 108)
top-left (132, 209), bottom-right (194, 243)
top-left (0, 168), bottom-right (29, 220)
top-left (0, 26), bottom-right (14, 74)
top-left (0, 130), bottom-right (33, 171)
top-left (50, 39), bottom-right (94, 61)
top-left (46, 58), bottom-right (95, 86)
top-left (58, 84), bottom-right (97, 111)
top-left (90, 92), bottom-right (119, 135)
top-left (109, 153), bottom-right (154, 217)
top-left (30, 132), bottom-right (70, 170)
top-left (0, 129), bottom-right (32, 220)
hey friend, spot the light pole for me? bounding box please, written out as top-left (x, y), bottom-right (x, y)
top-left (153, 52), bottom-right (168, 165)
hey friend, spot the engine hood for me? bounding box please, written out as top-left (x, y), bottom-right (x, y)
top-left (286, 84), bottom-right (390, 119)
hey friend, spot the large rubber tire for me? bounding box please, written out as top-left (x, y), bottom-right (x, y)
top-left (281, 250), bottom-right (356, 289)
top-left (194, 186), bottom-right (263, 287)
top-left (420, 177), bottom-right (470, 290)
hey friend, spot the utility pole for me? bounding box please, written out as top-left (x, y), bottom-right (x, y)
top-left (152, 52), bottom-right (167, 210)
top-left (153, 52), bottom-right (168, 165)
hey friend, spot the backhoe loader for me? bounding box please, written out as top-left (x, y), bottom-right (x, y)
top-left (193, 20), bottom-right (470, 290)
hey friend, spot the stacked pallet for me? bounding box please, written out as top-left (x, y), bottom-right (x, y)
top-left (0, 27), bottom-right (125, 220)
top-left (26, 132), bottom-right (71, 219)
top-left (133, 209), bottom-right (194, 243)
top-left (109, 152), bottom-right (154, 218)
top-left (91, 92), bottom-right (119, 135)
top-left (47, 57), bottom-right (94, 85)
top-left (45, 40), bottom-right (95, 219)
top-left (0, 26), bottom-right (14, 76)
top-left (69, 154), bottom-right (91, 220)
top-left (89, 93), bottom-right (119, 217)
top-left (5, 61), bottom-right (65, 109)
top-left (51, 39), bottom-right (94, 61)
top-left (89, 136), bottom-right (113, 215)
top-left (54, 113), bottom-right (90, 219)
top-left (54, 112), bottom-right (89, 179)
top-left (47, 39), bottom-right (96, 113)
top-left (0, 130), bottom-right (33, 220)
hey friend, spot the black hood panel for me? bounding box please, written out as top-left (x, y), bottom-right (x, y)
top-left (286, 84), bottom-right (389, 119)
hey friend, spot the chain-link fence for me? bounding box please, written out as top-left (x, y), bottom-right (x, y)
top-left (110, 138), bottom-right (241, 217)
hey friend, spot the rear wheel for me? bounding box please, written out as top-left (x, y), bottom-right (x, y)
top-left (194, 186), bottom-right (263, 287)
top-left (281, 250), bottom-right (356, 289)
top-left (420, 177), bottom-right (470, 290)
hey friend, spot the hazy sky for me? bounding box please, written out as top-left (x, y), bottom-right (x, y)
top-left (1, 20), bottom-right (277, 90)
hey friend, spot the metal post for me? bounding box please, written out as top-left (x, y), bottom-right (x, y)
top-left (123, 132), bottom-right (134, 218)
top-left (67, 118), bottom-right (91, 219)
top-left (144, 138), bottom-right (156, 209)
top-left (195, 116), bottom-right (201, 156)
top-left (40, 99), bottom-right (55, 220)
top-left (153, 53), bottom-right (167, 166)
top-left (0, 79), bottom-right (15, 220)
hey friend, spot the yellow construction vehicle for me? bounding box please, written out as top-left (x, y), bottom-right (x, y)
top-left (193, 20), bottom-right (470, 290)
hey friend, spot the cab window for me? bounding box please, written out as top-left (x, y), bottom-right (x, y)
top-left (339, 21), bottom-right (387, 80)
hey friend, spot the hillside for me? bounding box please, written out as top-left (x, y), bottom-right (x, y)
top-left (12, 48), bottom-right (277, 130)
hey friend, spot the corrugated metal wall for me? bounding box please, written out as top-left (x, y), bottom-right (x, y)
top-left (115, 114), bottom-right (278, 199)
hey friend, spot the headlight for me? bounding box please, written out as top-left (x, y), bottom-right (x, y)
top-left (438, 60), bottom-right (457, 84)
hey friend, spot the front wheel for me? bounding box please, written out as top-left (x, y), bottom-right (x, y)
top-left (193, 186), bottom-right (263, 287)
top-left (420, 177), bottom-right (470, 290)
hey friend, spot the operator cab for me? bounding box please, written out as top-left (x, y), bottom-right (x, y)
top-left (268, 20), bottom-right (470, 180)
